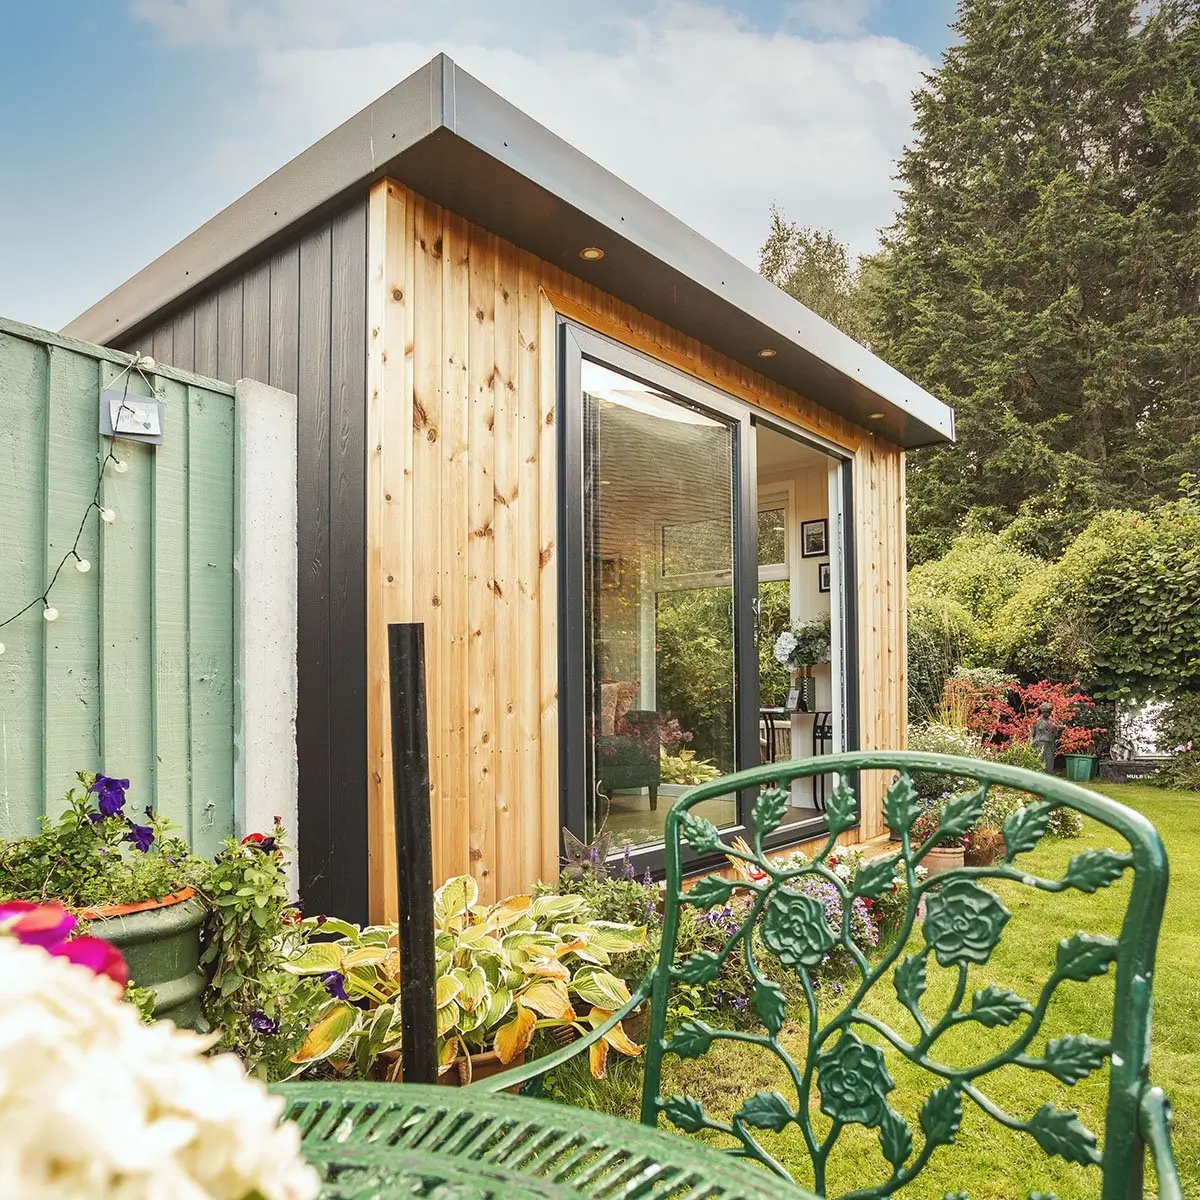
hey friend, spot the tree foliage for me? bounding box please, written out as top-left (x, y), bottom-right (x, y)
top-left (916, 479), bottom-right (1200, 703)
top-left (759, 207), bottom-right (872, 345)
top-left (869, 0), bottom-right (1200, 562)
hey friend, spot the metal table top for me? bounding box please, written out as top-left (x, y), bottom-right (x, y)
top-left (276, 1081), bottom-right (819, 1199)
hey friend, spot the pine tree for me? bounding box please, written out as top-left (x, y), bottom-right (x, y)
top-left (869, 0), bottom-right (1200, 562)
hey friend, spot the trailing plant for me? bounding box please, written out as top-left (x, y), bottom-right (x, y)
top-left (0, 773), bottom-right (206, 909)
top-left (286, 876), bottom-right (647, 1082)
top-left (199, 822), bottom-right (317, 1079)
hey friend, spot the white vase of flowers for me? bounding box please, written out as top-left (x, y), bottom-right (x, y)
top-left (773, 613), bottom-right (832, 712)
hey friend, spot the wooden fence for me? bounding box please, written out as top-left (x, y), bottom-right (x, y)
top-left (0, 317), bottom-right (240, 856)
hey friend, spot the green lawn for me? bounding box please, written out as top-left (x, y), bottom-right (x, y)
top-left (550, 782), bottom-right (1198, 1198)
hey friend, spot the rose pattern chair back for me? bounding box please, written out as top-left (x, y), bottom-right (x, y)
top-left (641, 751), bottom-right (1179, 1200)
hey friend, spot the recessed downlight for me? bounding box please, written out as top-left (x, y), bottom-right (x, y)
top-left (756, 347), bottom-right (777, 358)
top-left (579, 246), bottom-right (605, 261)
top-left (867, 411), bottom-right (886, 420)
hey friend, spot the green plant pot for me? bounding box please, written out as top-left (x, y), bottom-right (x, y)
top-left (1064, 754), bottom-right (1097, 782)
top-left (86, 891), bottom-right (207, 1029)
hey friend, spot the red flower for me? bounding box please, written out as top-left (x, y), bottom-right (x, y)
top-left (241, 831), bottom-right (283, 859)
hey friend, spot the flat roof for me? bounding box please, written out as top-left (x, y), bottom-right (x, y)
top-left (65, 54), bottom-right (953, 449)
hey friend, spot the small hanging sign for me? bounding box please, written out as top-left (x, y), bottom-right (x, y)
top-left (100, 387), bottom-right (164, 444)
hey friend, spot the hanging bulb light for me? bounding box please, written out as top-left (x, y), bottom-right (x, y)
top-left (43, 605), bottom-right (59, 622)
top-left (99, 507), bottom-right (116, 523)
top-left (0, 642), bottom-right (6, 656)
top-left (112, 458), bottom-right (128, 474)
top-left (74, 556), bottom-right (91, 573)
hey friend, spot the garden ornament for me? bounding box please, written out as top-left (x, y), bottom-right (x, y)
top-left (1031, 702), bottom-right (1058, 772)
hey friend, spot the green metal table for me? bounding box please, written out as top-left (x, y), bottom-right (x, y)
top-left (277, 1081), bottom-right (820, 1199)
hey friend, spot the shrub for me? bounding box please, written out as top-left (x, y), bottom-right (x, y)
top-left (1158, 693), bottom-right (1200, 752)
top-left (1047, 807), bottom-right (1084, 838)
top-left (906, 722), bottom-right (983, 798)
top-left (979, 679), bottom-right (1105, 756)
top-left (1152, 749), bottom-right (1200, 792)
top-left (984, 740), bottom-right (1045, 773)
top-left (907, 595), bottom-right (974, 723)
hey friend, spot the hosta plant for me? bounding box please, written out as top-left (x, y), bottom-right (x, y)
top-left (285, 876), bottom-right (647, 1081)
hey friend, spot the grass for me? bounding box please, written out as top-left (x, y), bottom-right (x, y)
top-left (545, 782), bottom-right (1198, 1197)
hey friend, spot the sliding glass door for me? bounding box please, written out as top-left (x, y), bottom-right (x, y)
top-left (559, 321), bottom-right (855, 870)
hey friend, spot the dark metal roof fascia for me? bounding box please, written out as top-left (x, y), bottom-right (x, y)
top-left (63, 53), bottom-right (953, 448)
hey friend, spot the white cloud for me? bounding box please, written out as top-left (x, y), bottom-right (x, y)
top-left (786, 0), bottom-right (881, 39)
top-left (191, 1), bottom-right (929, 269)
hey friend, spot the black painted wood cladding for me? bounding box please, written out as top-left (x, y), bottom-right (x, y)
top-left (112, 198), bottom-right (370, 924)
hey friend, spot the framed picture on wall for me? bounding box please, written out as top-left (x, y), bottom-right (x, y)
top-left (818, 561), bottom-right (831, 593)
top-left (801, 518), bottom-right (828, 558)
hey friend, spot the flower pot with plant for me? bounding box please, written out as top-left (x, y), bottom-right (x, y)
top-left (0, 772), bottom-right (212, 1027)
top-left (773, 612), bottom-right (831, 713)
top-left (909, 796), bottom-right (966, 876)
top-left (285, 875), bottom-right (648, 1085)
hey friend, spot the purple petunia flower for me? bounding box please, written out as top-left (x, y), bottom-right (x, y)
top-left (322, 971), bottom-right (348, 1001)
top-left (249, 1010), bottom-right (280, 1035)
top-left (731, 995), bottom-right (749, 1011)
top-left (89, 774), bottom-right (130, 818)
top-left (126, 820), bottom-right (155, 853)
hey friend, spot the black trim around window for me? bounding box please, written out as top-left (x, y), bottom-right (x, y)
top-left (556, 318), bottom-right (862, 875)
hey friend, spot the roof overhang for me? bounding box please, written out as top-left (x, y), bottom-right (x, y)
top-left (65, 54), bottom-right (953, 449)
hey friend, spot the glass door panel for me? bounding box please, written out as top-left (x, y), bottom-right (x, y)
top-left (581, 359), bottom-right (737, 849)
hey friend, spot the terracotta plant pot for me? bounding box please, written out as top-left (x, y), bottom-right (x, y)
top-left (376, 1048), bottom-right (528, 1091)
top-left (438, 1049), bottom-right (527, 1092)
top-left (921, 844), bottom-right (965, 877)
top-left (82, 888), bottom-right (207, 1030)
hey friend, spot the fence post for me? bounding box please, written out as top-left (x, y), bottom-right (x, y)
top-left (388, 622), bottom-right (438, 1083)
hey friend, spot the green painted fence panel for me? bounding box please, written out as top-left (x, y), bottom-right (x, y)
top-left (0, 317), bottom-right (238, 857)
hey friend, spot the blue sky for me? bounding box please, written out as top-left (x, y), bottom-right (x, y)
top-left (0, 1), bottom-right (957, 332)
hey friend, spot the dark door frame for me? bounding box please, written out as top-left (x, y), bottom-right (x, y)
top-left (557, 318), bottom-right (861, 877)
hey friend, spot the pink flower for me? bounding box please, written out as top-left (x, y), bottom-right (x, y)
top-left (0, 901), bottom-right (127, 988)
top-left (0, 900), bottom-right (77, 946)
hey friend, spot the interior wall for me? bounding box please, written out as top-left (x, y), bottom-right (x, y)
top-left (367, 179), bottom-right (907, 916)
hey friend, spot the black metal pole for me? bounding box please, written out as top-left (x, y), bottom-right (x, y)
top-left (388, 622), bottom-right (438, 1084)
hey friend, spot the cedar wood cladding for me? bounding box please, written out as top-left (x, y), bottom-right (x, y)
top-left (111, 199), bottom-right (370, 924)
top-left (367, 180), bottom-right (909, 919)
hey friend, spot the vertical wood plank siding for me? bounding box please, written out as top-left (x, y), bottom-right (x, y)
top-left (0, 320), bottom-right (236, 854)
top-left (366, 180), bottom-right (908, 914)
top-left (112, 199), bottom-right (370, 922)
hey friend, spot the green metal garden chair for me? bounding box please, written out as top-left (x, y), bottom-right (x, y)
top-left (466, 751), bottom-right (1183, 1199)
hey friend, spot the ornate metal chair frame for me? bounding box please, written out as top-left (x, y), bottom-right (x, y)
top-left (475, 752), bottom-right (1182, 1200)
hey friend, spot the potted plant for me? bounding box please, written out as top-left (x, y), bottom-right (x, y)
top-left (773, 612), bottom-right (831, 712)
top-left (1060, 725), bottom-right (1098, 781)
top-left (909, 796), bottom-right (965, 876)
top-left (285, 875), bottom-right (647, 1084)
top-left (0, 772), bottom-right (211, 1027)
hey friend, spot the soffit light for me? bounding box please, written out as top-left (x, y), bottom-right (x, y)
top-left (756, 347), bottom-right (777, 358)
top-left (867, 412), bottom-right (886, 420)
top-left (579, 246), bottom-right (605, 261)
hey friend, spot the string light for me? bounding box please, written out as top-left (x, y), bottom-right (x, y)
top-left (0, 353), bottom-right (157, 656)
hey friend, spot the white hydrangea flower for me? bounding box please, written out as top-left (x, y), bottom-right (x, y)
top-left (0, 938), bottom-right (319, 1200)
top-left (773, 631), bottom-right (798, 666)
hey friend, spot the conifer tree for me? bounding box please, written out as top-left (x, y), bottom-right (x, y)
top-left (869, 0), bottom-right (1200, 562)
